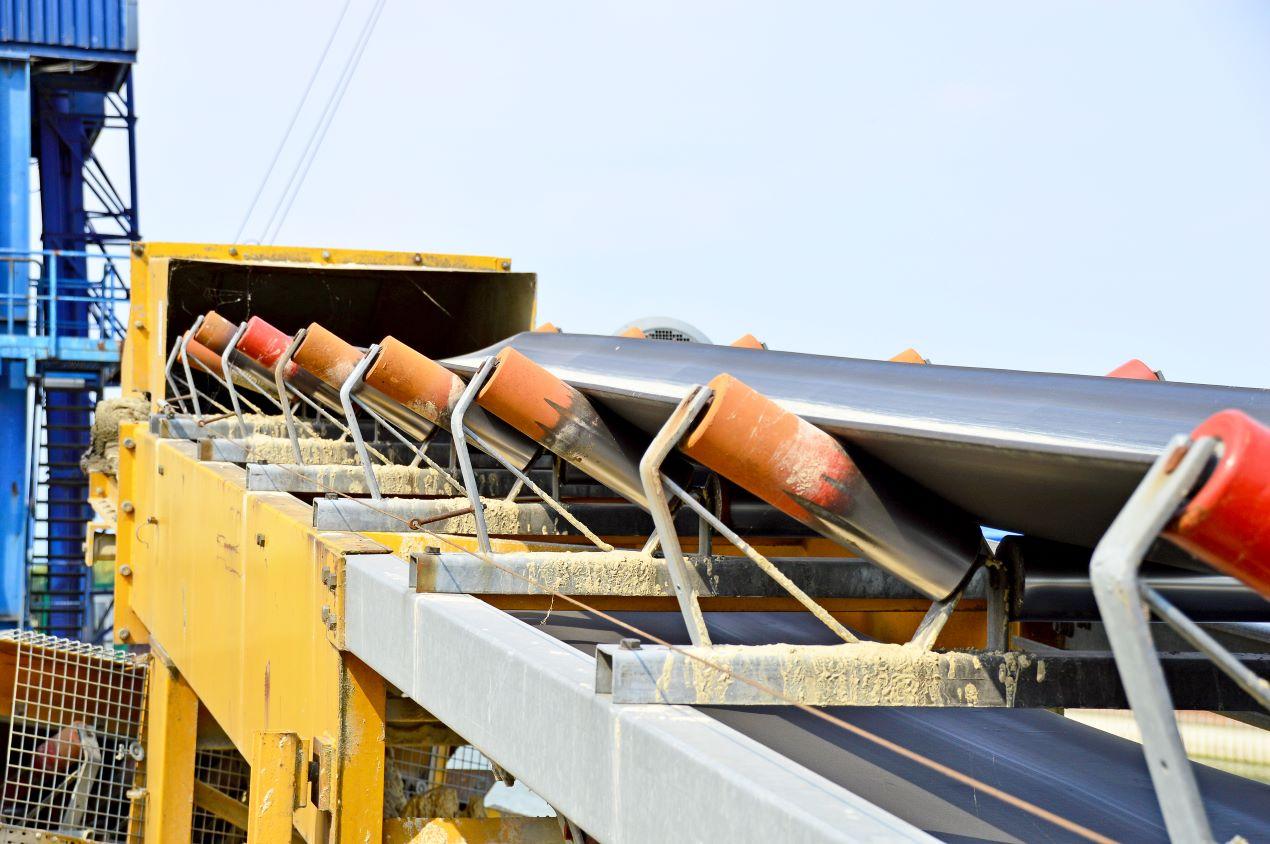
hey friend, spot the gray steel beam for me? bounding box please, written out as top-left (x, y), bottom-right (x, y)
top-left (342, 554), bottom-right (935, 844)
top-left (408, 550), bottom-right (984, 599)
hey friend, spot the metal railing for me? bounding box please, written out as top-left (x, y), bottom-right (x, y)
top-left (0, 248), bottom-right (131, 352)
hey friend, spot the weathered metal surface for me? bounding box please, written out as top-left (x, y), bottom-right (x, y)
top-left (1003, 535), bottom-right (1270, 621)
top-left (312, 496), bottom-right (558, 534)
top-left (0, 0), bottom-right (137, 55)
top-left (445, 332), bottom-right (1270, 548)
top-left (408, 549), bottom-right (985, 599)
top-left (595, 642), bottom-right (1270, 709)
top-left (343, 554), bottom-right (933, 843)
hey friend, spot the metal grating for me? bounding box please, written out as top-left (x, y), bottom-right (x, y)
top-left (191, 747), bottom-right (249, 843)
top-left (0, 630), bottom-right (147, 842)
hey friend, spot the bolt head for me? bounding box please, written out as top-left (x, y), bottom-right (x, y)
top-left (131, 243), bottom-right (144, 256)
top-left (119, 564), bottom-right (132, 577)
top-left (321, 249), bottom-right (332, 260)
top-left (120, 501), bottom-right (134, 514)
top-left (256, 533), bottom-right (266, 547)
top-left (133, 320), bottom-right (145, 330)
top-left (412, 253), bottom-right (423, 264)
top-left (123, 437), bottom-right (136, 449)
top-left (500, 260), bottom-right (511, 271)
top-left (228, 246), bottom-right (239, 256)
top-left (118, 628), bottom-right (132, 642)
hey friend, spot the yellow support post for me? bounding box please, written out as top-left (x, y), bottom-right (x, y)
top-left (249, 731), bottom-right (303, 843)
top-left (142, 658), bottom-right (197, 844)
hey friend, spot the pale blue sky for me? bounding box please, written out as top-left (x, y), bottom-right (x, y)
top-left (131, 2), bottom-right (1270, 387)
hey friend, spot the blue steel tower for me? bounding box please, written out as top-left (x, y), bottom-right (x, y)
top-left (1, 2), bottom-right (139, 640)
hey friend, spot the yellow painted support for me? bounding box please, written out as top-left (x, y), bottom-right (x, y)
top-left (143, 658), bottom-right (198, 844)
top-left (248, 731), bottom-right (303, 843)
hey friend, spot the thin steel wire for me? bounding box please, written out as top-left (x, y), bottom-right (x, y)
top-left (0, 630), bottom-right (148, 842)
top-left (265, 461), bottom-right (1117, 843)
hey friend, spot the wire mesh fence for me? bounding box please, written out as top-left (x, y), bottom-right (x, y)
top-left (385, 743), bottom-right (497, 818)
top-left (0, 630), bottom-right (148, 842)
top-left (191, 747), bottom-right (250, 843)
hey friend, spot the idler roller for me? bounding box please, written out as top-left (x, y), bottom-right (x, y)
top-left (476, 347), bottom-right (664, 507)
top-left (192, 310), bottom-right (239, 355)
top-left (293, 322), bottom-right (364, 389)
top-left (238, 316), bottom-right (298, 379)
top-left (363, 336), bottom-right (537, 470)
top-left (679, 374), bottom-right (983, 599)
top-left (1107, 358), bottom-right (1163, 381)
top-left (1166, 409), bottom-right (1270, 597)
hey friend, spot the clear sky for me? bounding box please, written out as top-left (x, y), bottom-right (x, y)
top-left (129, 2), bottom-right (1270, 387)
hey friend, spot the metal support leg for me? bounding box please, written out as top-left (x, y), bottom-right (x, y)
top-left (451, 357), bottom-right (497, 554)
top-left (639, 386), bottom-right (714, 646)
top-left (908, 568), bottom-right (976, 651)
top-left (247, 731), bottom-right (301, 843)
top-left (274, 328), bottom-right (307, 465)
top-left (179, 315), bottom-right (204, 418)
top-left (1090, 434), bottom-right (1219, 844)
top-left (163, 338), bottom-right (189, 414)
top-left (338, 345), bottom-right (383, 501)
top-left (219, 323), bottom-right (249, 438)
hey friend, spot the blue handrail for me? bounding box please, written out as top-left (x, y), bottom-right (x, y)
top-left (0, 248), bottom-right (131, 350)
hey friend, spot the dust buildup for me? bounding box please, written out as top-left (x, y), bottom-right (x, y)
top-left (523, 551), bottom-right (664, 595)
top-left (239, 435), bottom-right (360, 464)
top-left (81, 397), bottom-right (149, 476)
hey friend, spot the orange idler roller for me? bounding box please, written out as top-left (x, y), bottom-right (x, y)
top-left (364, 336), bottom-right (466, 428)
top-left (183, 335), bottom-right (225, 374)
top-left (361, 336), bottom-right (537, 470)
top-left (477, 347), bottom-right (656, 506)
top-left (1107, 358), bottom-right (1163, 381)
top-left (679, 374), bottom-right (983, 599)
top-left (890, 348), bottom-right (928, 364)
top-left (193, 310), bottom-right (239, 355)
top-left (1166, 409), bottom-right (1270, 597)
top-left (730, 333), bottom-right (766, 350)
top-left (237, 316), bottom-right (298, 379)
top-left (292, 322), bottom-right (364, 389)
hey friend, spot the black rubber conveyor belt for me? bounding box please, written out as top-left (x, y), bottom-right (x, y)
top-left (448, 333), bottom-right (1270, 548)
top-left (515, 608), bottom-right (1270, 843)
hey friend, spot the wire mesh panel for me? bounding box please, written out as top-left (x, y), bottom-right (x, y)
top-left (0, 630), bottom-right (147, 842)
top-left (386, 744), bottom-right (496, 818)
top-left (191, 747), bottom-right (249, 843)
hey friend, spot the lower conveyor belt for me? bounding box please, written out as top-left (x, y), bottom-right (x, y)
top-left (515, 609), bottom-right (1270, 843)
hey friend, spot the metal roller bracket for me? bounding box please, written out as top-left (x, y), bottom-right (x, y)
top-left (338, 344), bottom-right (384, 501)
top-left (219, 322), bottom-right (250, 438)
top-left (639, 386), bottom-right (714, 647)
top-left (180, 314), bottom-right (205, 418)
top-left (1090, 434), bottom-right (1219, 844)
top-left (450, 356), bottom-right (496, 553)
top-left (274, 328), bottom-right (308, 465)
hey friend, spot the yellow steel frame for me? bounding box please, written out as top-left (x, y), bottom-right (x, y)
top-left (121, 242), bottom-right (519, 403)
top-left (113, 243), bottom-right (536, 841)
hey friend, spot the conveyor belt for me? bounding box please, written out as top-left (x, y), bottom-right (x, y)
top-left (516, 609), bottom-right (1270, 843)
top-left (448, 333), bottom-right (1270, 547)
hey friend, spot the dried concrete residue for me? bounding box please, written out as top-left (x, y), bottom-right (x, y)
top-left (81, 397), bottom-right (149, 476)
top-left (522, 551), bottom-right (664, 595)
top-left (300, 464), bottom-right (455, 496)
top-left (240, 413), bottom-right (295, 438)
top-left (659, 642), bottom-right (992, 706)
top-left (432, 498), bottom-right (536, 535)
top-left (241, 435), bottom-right (360, 465)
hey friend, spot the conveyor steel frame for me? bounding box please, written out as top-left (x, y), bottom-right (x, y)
top-left (342, 553), bottom-right (935, 844)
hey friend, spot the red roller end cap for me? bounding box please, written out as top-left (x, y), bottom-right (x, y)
top-left (1166, 409), bottom-right (1270, 598)
top-left (1106, 359), bottom-right (1162, 381)
top-left (238, 316), bottom-right (297, 378)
